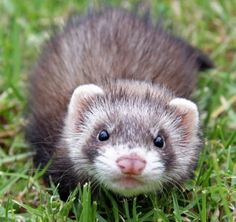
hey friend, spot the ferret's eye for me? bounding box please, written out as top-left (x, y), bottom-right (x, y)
top-left (153, 135), bottom-right (165, 148)
top-left (98, 130), bottom-right (110, 141)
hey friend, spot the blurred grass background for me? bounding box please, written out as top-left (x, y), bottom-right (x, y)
top-left (0, 0), bottom-right (235, 221)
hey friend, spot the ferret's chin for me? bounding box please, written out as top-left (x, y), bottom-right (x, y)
top-left (113, 176), bottom-right (144, 188)
top-left (102, 176), bottom-right (157, 197)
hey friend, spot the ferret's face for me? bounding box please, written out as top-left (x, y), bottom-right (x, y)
top-left (63, 83), bottom-right (200, 196)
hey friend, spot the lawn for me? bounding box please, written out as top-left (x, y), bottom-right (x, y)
top-left (0, 0), bottom-right (235, 221)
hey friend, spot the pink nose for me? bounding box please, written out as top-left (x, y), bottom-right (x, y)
top-left (116, 154), bottom-right (146, 175)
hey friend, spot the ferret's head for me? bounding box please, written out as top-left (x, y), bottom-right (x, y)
top-left (62, 81), bottom-right (201, 196)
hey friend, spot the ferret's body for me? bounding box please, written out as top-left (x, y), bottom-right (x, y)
top-left (27, 9), bottom-right (212, 200)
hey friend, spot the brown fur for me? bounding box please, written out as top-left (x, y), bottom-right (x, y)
top-left (26, 8), bottom-right (212, 200)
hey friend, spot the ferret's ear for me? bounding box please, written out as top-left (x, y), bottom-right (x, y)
top-left (68, 84), bottom-right (104, 116)
top-left (169, 98), bottom-right (199, 134)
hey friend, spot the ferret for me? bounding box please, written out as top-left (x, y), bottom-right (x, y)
top-left (26, 8), bottom-right (213, 200)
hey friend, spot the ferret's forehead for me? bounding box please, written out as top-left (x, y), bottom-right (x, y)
top-left (107, 98), bottom-right (168, 119)
top-left (90, 97), bottom-right (175, 131)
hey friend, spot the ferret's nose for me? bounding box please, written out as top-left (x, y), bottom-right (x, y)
top-left (116, 154), bottom-right (146, 175)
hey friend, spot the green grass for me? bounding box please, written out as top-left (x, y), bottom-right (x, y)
top-left (0, 0), bottom-right (236, 221)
